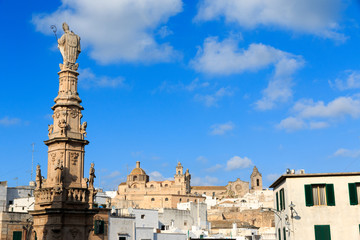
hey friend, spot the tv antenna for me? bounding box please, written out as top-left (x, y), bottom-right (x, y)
top-left (31, 143), bottom-right (35, 182)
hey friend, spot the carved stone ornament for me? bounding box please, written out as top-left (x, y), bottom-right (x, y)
top-left (71, 109), bottom-right (78, 118)
top-left (53, 111), bottom-right (61, 119)
top-left (70, 152), bottom-right (79, 165)
top-left (51, 229), bottom-right (61, 240)
top-left (50, 153), bottom-right (56, 163)
top-left (69, 228), bottom-right (79, 239)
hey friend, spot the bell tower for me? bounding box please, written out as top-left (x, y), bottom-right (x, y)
top-left (250, 166), bottom-right (262, 191)
top-left (30, 22), bottom-right (97, 240)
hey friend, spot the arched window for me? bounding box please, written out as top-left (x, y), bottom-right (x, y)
top-left (151, 198), bottom-right (155, 201)
top-left (150, 184), bottom-right (154, 188)
top-left (256, 179), bottom-right (260, 186)
top-left (133, 185), bottom-right (137, 188)
top-left (195, 199), bottom-right (197, 203)
top-left (133, 176), bottom-right (137, 181)
top-left (178, 171), bottom-right (180, 175)
top-left (165, 184), bottom-right (168, 187)
top-left (187, 199), bottom-right (189, 202)
top-left (179, 198), bottom-right (182, 202)
top-left (165, 198), bottom-right (168, 201)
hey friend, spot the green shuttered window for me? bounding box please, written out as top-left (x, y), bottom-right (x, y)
top-left (278, 228), bottom-right (281, 240)
top-left (283, 227), bottom-right (286, 240)
top-left (305, 184), bottom-right (313, 206)
top-left (304, 184), bottom-right (335, 207)
top-left (326, 184), bottom-right (335, 206)
top-left (314, 225), bottom-right (331, 240)
top-left (278, 188), bottom-right (285, 210)
top-left (12, 231), bottom-right (22, 240)
top-left (348, 183), bottom-right (358, 205)
top-left (94, 220), bottom-right (105, 234)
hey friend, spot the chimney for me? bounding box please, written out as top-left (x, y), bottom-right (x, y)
top-left (136, 161), bottom-right (140, 168)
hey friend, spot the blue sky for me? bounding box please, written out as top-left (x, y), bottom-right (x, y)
top-left (1, 0), bottom-right (360, 190)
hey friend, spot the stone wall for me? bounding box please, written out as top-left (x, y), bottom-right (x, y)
top-left (0, 212), bottom-right (32, 240)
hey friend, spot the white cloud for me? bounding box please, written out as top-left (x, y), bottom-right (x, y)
top-left (190, 36), bottom-right (303, 109)
top-left (192, 176), bottom-right (219, 186)
top-left (157, 26), bottom-right (173, 38)
top-left (294, 97), bottom-right (360, 119)
top-left (330, 70), bottom-right (360, 90)
top-left (205, 164), bottom-right (223, 173)
top-left (266, 173), bottom-right (280, 182)
top-left (277, 117), bottom-right (305, 132)
top-left (195, 0), bottom-right (345, 41)
top-left (333, 148), bottom-right (360, 158)
top-left (103, 171), bottom-right (121, 179)
top-left (278, 96), bottom-right (360, 131)
top-left (226, 156), bottom-right (252, 171)
top-left (155, 78), bottom-right (209, 93)
top-left (149, 171), bottom-right (172, 181)
top-left (196, 156), bottom-right (208, 163)
top-left (210, 121), bottom-right (235, 135)
top-left (78, 68), bottom-right (125, 89)
top-left (309, 121), bottom-right (330, 129)
top-left (195, 87), bottom-right (234, 107)
top-left (32, 0), bottom-right (182, 64)
top-left (0, 116), bottom-right (21, 126)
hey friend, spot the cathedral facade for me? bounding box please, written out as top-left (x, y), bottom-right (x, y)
top-left (112, 162), bottom-right (205, 209)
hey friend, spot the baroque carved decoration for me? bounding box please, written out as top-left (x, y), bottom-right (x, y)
top-left (70, 152), bottom-right (79, 165)
top-left (70, 109), bottom-right (78, 118)
top-left (50, 153), bottom-right (56, 163)
top-left (69, 228), bottom-right (79, 239)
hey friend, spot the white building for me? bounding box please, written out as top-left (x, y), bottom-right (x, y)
top-left (109, 208), bottom-right (187, 240)
top-left (269, 171), bottom-right (360, 240)
top-left (95, 189), bottom-right (117, 207)
top-left (158, 202), bottom-right (208, 231)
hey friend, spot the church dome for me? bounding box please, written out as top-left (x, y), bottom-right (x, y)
top-left (130, 161), bottom-right (147, 175)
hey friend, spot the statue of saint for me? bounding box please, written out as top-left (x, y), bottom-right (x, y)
top-left (58, 119), bottom-right (67, 136)
top-left (80, 121), bottom-right (87, 138)
top-left (58, 22), bottom-right (81, 70)
top-left (48, 124), bottom-right (53, 137)
top-left (89, 163), bottom-right (96, 188)
top-left (36, 165), bottom-right (42, 189)
top-left (54, 159), bottom-right (63, 185)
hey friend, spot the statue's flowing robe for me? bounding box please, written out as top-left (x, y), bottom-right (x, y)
top-left (58, 32), bottom-right (81, 64)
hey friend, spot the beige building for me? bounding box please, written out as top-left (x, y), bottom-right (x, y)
top-left (112, 162), bottom-right (205, 209)
top-left (270, 171), bottom-right (360, 240)
top-left (192, 166), bottom-right (262, 199)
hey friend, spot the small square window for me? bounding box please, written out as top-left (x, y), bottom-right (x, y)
top-left (141, 214), bottom-right (145, 219)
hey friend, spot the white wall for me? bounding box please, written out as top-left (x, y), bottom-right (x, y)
top-left (0, 182), bottom-right (7, 212)
top-left (159, 202), bottom-right (207, 230)
top-left (136, 227), bottom-right (154, 240)
top-left (8, 197), bottom-right (34, 212)
top-left (132, 209), bottom-right (159, 229)
top-left (109, 216), bottom-right (135, 240)
top-left (273, 174), bottom-right (360, 240)
top-left (155, 233), bottom-right (186, 240)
